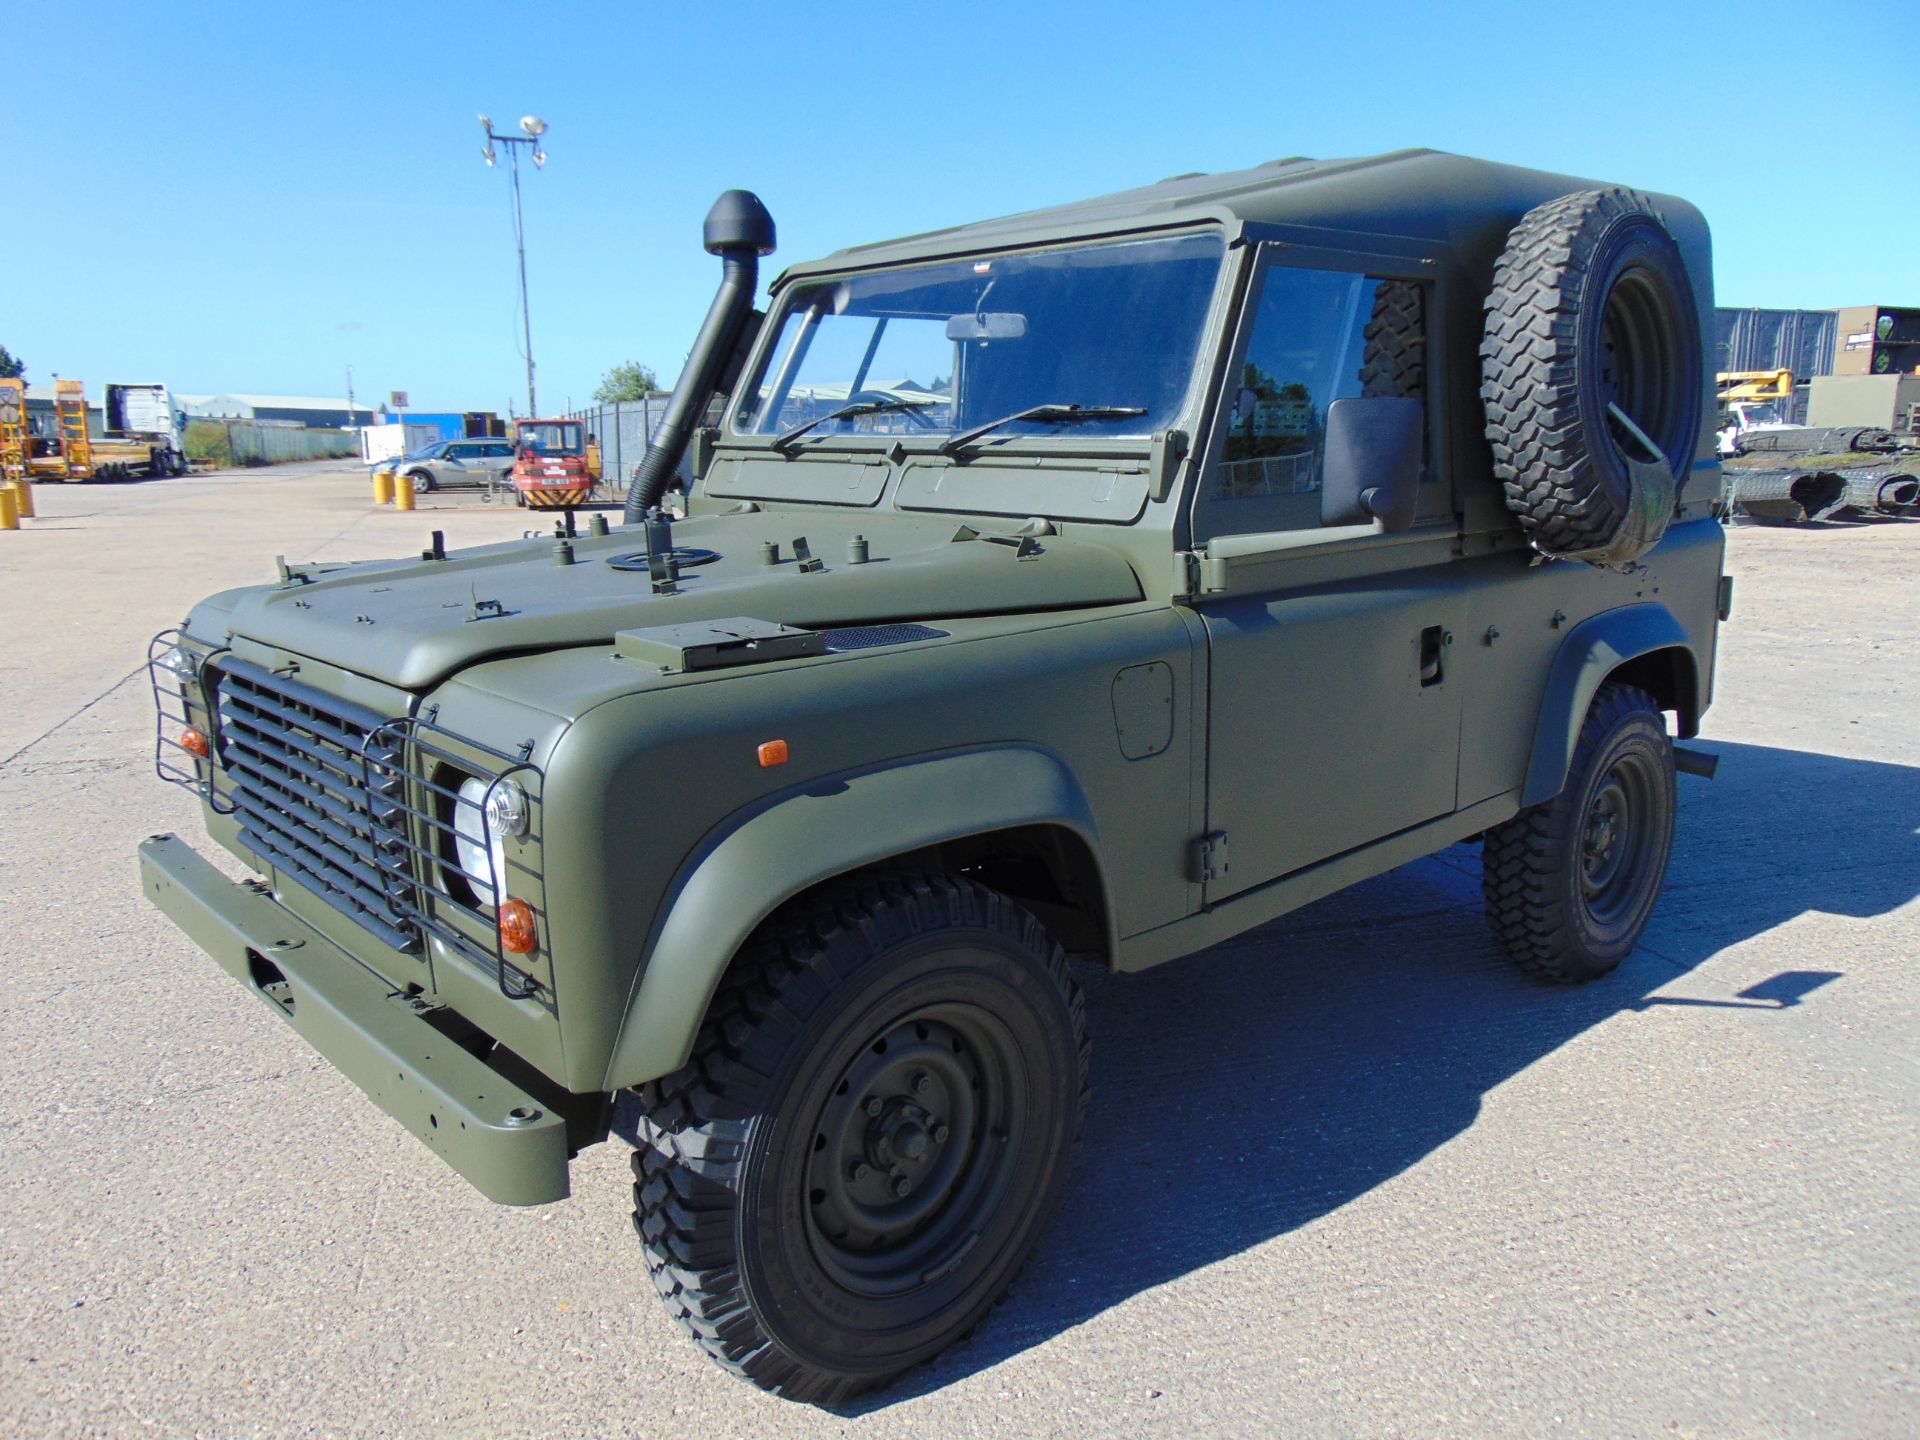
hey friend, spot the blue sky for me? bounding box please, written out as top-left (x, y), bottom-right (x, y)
top-left (10, 0), bottom-right (1912, 414)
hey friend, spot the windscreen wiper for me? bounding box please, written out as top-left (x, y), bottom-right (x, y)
top-left (772, 399), bottom-right (932, 453)
top-left (938, 403), bottom-right (1148, 456)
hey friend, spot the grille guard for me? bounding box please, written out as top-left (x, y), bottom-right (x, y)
top-left (148, 628), bottom-right (549, 1001)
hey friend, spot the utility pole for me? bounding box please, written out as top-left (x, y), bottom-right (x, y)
top-left (345, 365), bottom-right (357, 427)
top-left (480, 113), bottom-right (549, 420)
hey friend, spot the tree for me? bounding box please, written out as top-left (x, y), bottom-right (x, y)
top-left (0, 344), bottom-right (23, 380)
top-left (594, 361), bottom-right (660, 404)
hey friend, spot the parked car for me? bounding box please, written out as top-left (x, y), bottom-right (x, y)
top-left (373, 437), bottom-right (517, 493)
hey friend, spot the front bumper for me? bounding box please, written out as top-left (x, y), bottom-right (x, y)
top-left (138, 833), bottom-right (570, 1205)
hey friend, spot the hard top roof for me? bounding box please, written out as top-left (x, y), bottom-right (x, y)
top-left (795, 149), bottom-right (1701, 280)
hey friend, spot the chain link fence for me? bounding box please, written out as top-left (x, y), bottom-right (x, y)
top-left (565, 396), bottom-right (673, 490)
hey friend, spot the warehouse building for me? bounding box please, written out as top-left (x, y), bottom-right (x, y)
top-left (177, 394), bottom-right (368, 428)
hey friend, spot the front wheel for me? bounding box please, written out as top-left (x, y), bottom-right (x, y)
top-left (1482, 683), bottom-right (1676, 982)
top-left (630, 871), bottom-right (1089, 1403)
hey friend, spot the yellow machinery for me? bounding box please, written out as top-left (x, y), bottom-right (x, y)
top-left (1717, 368), bottom-right (1794, 403)
top-left (47, 378), bottom-right (169, 480)
top-left (0, 378), bottom-right (26, 481)
top-left (54, 380), bottom-right (94, 480)
top-left (27, 437), bottom-right (70, 480)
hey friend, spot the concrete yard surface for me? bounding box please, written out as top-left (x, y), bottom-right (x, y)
top-left (0, 464), bottom-right (1914, 1437)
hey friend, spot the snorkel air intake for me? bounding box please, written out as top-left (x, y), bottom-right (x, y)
top-left (625, 190), bottom-right (776, 521)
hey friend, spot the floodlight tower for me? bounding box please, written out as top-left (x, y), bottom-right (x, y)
top-left (480, 113), bottom-right (550, 418)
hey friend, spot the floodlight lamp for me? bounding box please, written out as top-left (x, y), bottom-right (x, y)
top-left (520, 115), bottom-right (548, 137)
top-left (479, 113), bottom-right (492, 131)
top-left (532, 149), bottom-right (547, 169)
top-left (483, 146), bottom-right (496, 166)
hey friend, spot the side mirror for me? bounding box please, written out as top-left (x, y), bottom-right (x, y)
top-left (1319, 396), bottom-right (1423, 532)
top-left (946, 312), bottom-right (1028, 342)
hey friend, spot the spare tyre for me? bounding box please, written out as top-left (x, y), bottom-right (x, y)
top-left (1480, 188), bottom-right (1702, 562)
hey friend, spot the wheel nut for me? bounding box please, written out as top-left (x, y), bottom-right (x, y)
top-left (911, 1071), bottom-right (931, 1096)
top-left (864, 1097), bottom-right (883, 1117)
top-left (892, 1176), bottom-right (912, 1198)
top-left (933, 1124), bottom-right (950, 1144)
top-left (850, 1162), bottom-right (871, 1181)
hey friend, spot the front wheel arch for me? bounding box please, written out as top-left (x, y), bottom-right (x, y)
top-left (601, 748), bottom-right (1112, 1091)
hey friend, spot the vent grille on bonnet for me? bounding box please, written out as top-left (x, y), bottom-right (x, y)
top-left (822, 624), bottom-right (950, 651)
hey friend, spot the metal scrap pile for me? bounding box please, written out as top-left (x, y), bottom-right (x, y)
top-left (1721, 425), bottom-right (1920, 523)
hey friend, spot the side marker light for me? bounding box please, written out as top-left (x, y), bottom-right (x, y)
top-left (499, 898), bottom-right (538, 955)
top-left (181, 727), bottom-right (211, 759)
top-left (758, 739), bottom-right (789, 768)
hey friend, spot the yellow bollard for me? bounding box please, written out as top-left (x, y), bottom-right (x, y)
top-left (373, 470), bottom-right (393, 506)
top-left (0, 485), bottom-right (17, 531)
top-left (10, 480), bottom-right (33, 519)
top-left (394, 471), bottom-right (415, 511)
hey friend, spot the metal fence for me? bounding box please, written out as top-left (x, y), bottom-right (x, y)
top-left (563, 395), bottom-right (698, 488)
top-left (224, 423), bottom-right (362, 465)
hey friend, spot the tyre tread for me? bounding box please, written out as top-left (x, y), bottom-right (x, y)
top-left (1481, 683), bottom-right (1667, 982)
top-left (1480, 187), bottom-right (1672, 554)
top-left (628, 870), bottom-right (1089, 1403)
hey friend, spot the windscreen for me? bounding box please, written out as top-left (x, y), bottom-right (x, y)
top-left (516, 422), bottom-right (583, 453)
top-left (734, 232), bottom-right (1224, 443)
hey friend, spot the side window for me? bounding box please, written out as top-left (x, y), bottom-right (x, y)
top-left (1195, 262), bottom-right (1428, 541)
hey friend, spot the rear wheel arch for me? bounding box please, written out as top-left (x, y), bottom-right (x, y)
top-left (1523, 606), bottom-right (1703, 807)
top-left (1607, 645), bottom-right (1701, 736)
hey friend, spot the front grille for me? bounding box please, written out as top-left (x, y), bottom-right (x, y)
top-left (214, 659), bottom-right (419, 953)
top-left (149, 631), bottom-right (549, 1000)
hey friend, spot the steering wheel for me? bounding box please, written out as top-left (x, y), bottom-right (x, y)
top-left (846, 389), bottom-right (940, 430)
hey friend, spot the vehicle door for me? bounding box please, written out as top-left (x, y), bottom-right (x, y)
top-left (434, 441), bottom-right (478, 486)
top-left (1190, 243), bottom-right (1463, 900)
top-left (480, 441), bottom-right (516, 482)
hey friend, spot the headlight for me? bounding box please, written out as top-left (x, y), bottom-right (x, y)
top-left (156, 644), bottom-right (199, 679)
top-left (451, 776), bottom-right (529, 898)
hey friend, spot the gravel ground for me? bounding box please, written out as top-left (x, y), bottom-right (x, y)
top-left (0, 465), bottom-right (1914, 1438)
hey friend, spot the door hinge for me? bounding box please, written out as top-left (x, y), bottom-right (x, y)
top-left (1191, 831), bottom-right (1229, 885)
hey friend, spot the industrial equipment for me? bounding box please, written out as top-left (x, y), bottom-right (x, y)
top-left (510, 417), bottom-right (595, 508)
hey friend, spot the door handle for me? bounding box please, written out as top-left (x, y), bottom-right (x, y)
top-left (1419, 625), bottom-right (1447, 687)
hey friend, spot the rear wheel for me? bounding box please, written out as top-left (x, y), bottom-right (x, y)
top-left (1482, 683), bottom-right (1676, 982)
top-left (629, 871), bottom-right (1089, 1403)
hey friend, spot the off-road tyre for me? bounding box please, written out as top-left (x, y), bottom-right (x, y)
top-left (1482, 683), bottom-right (1676, 983)
top-left (629, 871), bottom-right (1090, 1404)
top-left (1360, 279), bottom-right (1426, 400)
top-left (1480, 188), bottom-right (1702, 556)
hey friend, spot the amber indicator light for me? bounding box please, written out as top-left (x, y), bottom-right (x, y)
top-left (758, 739), bottom-right (789, 768)
top-left (498, 897), bottom-right (539, 954)
top-left (180, 727), bottom-right (211, 759)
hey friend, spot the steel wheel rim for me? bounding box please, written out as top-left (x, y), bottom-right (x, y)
top-left (1581, 750), bottom-right (1658, 927)
top-left (804, 1003), bottom-right (1023, 1298)
top-left (1600, 262), bottom-right (1682, 466)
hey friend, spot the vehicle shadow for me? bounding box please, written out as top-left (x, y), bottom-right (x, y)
top-left (850, 739), bottom-right (1920, 1407)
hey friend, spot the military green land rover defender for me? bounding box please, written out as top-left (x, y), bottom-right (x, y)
top-left (141, 150), bottom-right (1729, 1401)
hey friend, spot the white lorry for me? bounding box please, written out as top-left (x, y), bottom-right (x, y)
top-left (102, 383), bottom-right (187, 477)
